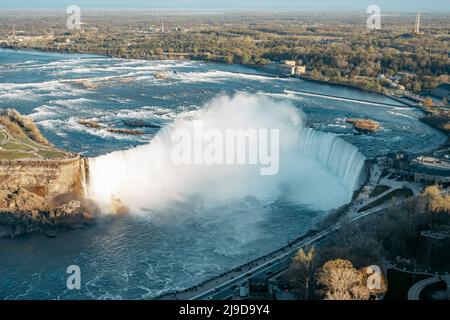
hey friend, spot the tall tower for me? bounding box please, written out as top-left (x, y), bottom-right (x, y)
top-left (161, 18), bottom-right (165, 33)
top-left (415, 12), bottom-right (421, 34)
top-left (413, 12), bottom-right (422, 34)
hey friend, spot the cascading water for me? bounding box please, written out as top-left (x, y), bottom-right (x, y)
top-left (298, 128), bottom-right (366, 193)
top-left (88, 94), bottom-right (365, 214)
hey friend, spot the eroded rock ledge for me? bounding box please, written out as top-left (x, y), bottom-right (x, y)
top-left (0, 109), bottom-right (98, 238)
top-left (0, 196), bottom-right (97, 238)
top-left (0, 157), bottom-right (98, 238)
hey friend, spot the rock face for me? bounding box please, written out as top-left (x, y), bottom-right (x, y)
top-left (106, 128), bottom-right (144, 135)
top-left (0, 156), bottom-right (97, 237)
top-left (0, 198), bottom-right (97, 238)
top-left (154, 71), bottom-right (169, 79)
top-left (0, 107), bottom-right (101, 237)
top-left (0, 156), bottom-right (87, 199)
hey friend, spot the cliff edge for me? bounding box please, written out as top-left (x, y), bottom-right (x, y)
top-left (0, 109), bottom-right (98, 237)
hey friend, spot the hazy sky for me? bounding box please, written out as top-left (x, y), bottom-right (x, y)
top-left (1, 0), bottom-right (449, 12)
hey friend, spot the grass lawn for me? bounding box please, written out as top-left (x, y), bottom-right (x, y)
top-left (37, 150), bottom-right (67, 159)
top-left (0, 110), bottom-right (71, 161)
top-left (0, 129), bottom-right (68, 160)
top-left (2, 142), bottom-right (34, 152)
top-left (15, 134), bottom-right (52, 150)
top-left (370, 185), bottom-right (391, 198)
top-left (0, 150), bottom-right (31, 160)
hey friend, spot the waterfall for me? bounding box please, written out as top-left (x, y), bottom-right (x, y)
top-left (79, 157), bottom-right (89, 197)
top-left (87, 94), bottom-right (366, 213)
top-left (298, 128), bottom-right (366, 193)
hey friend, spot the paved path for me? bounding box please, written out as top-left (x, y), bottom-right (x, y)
top-left (408, 277), bottom-right (442, 300)
top-left (379, 177), bottom-right (423, 196)
top-left (0, 128), bottom-right (73, 160)
top-left (346, 158), bottom-right (385, 218)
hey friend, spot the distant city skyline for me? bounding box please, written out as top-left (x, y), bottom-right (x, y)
top-left (1, 0), bottom-right (450, 12)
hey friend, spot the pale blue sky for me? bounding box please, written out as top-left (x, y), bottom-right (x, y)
top-left (1, 0), bottom-right (449, 12)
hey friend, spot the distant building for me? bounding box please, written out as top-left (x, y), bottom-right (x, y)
top-left (294, 65), bottom-right (306, 76)
top-left (247, 276), bottom-right (277, 299)
top-left (386, 152), bottom-right (410, 171)
top-left (263, 63), bottom-right (295, 76)
top-left (283, 60), bottom-right (297, 67)
top-left (410, 156), bottom-right (450, 184)
top-left (249, 277), bottom-right (269, 296)
top-left (263, 60), bottom-right (306, 77)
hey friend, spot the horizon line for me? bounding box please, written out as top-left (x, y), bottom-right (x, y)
top-left (1, 8), bottom-right (449, 14)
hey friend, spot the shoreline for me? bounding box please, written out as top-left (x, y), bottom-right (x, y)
top-left (0, 45), bottom-right (421, 106)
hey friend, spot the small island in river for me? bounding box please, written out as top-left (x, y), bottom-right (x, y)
top-left (346, 118), bottom-right (381, 133)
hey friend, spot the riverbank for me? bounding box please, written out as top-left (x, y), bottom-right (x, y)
top-left (0, 45), bottom-right (418, 105)
top-left (0, 44), bottom-right (407, 94)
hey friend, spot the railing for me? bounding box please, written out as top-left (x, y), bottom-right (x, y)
top-left (386, 262), bottom-right (449, 277)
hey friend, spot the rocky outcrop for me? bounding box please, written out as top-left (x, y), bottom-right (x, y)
top-left (0, 109), bottom-right (99, 237)
top-left (0, 107), bottom-right (101, 237)
top-left (0, 108), bottom-right (51, 145)
top-left (77, 118), bottom-right (145, 135)
top-left (0, 198), bottom-right (97, 238)
top-left (0, 156), bottom-right (97, 237)
top-left (154, 71), bottom-right (169, 79)
top-left (346, 118), bottom-right (381, 133)
top-left (106, 128), bottom-right (144, 135)
top-left (0, 156), bottom-right (87, 198)
top-left (123, 120), bottom-right (161, 129)
top-left (72, 79), bottom-right (97, 89)
top-left (78, 119), bottom-right (102, 129)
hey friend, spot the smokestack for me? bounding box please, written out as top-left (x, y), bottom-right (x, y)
top-left (416, 11), bottom-right (421, 34)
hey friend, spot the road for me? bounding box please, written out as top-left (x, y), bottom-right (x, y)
top-left (407, 277), bottom-right (442, 300)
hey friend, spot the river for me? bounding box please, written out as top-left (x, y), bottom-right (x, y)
top-left (0, 48), bottom-right (445, 299)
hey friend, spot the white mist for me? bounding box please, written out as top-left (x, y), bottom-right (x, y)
top-left (88, 94), bottom-right (365, 214)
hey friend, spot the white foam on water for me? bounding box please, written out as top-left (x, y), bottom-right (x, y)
top-left (88, 94), bottom-right (365, 214)
top-left (172, 70), bottom-right (275, 84)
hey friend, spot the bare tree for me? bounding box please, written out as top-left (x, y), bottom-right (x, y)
top-left (316, 259), bottom-right (369, 300)
top-left (286, 247), bottom-right (316, 300)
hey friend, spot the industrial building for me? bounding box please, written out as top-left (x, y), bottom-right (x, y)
top-left (262, 60), bottom-right (306, 77)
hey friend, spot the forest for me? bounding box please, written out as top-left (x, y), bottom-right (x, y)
top-left (1, 11), bottom-right (449, 94)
